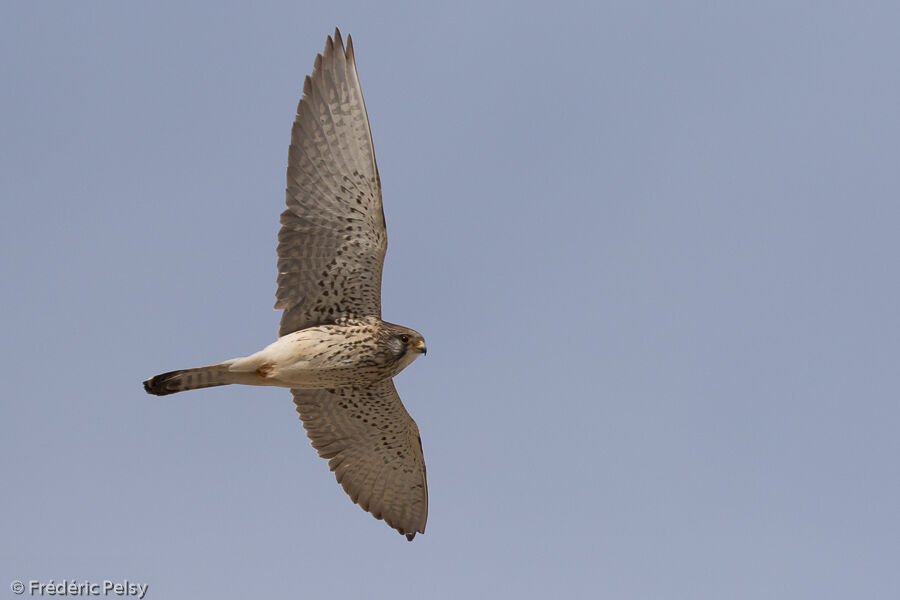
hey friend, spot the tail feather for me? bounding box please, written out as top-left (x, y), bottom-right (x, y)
top-left (143, 363), bottom-right (235, 396)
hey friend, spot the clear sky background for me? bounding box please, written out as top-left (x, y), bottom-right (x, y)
top-left (2, 2), bottom-right (898, 599)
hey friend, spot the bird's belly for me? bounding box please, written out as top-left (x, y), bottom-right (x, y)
top-left (231, 327), bottom-right (394, 389)
top-left (275, 361), bottom-right (385, 389)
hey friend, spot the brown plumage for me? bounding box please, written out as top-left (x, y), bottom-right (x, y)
top-left (143, 30), bottom-right (428, 540)
top-left (143, 365), bottom-right (235, 396)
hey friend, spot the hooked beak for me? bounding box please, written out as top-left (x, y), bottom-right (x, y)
top-left (415, 340), bottom-right (427, 355)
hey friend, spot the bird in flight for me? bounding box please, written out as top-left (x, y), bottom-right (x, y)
top-left (143, 29), bottom-right (429, 540)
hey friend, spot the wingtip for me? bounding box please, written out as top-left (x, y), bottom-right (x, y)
top-left (333, 28), bottom-right (347, 56)
top-left (327, 27), bottom-right (352, 60)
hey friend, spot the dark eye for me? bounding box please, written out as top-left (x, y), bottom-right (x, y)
top-left (399, 335), bottom-right (410, 344)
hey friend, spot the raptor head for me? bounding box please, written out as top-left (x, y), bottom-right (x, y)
top-left (381, 322), bottom-right (426, 374)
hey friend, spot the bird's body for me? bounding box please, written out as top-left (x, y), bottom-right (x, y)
top-left (144, 318), bottom-right (425, 393)
top-left (143, 30), bottom-right (429, 540)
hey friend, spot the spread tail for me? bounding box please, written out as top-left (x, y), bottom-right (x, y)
top-left (143, 363), bottom-right (236, 396)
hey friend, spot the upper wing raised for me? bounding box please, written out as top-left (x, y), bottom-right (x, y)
top-left (277, 29), bottom-right (386, 336)
top-left (292, 380), bottom-right (428, 540)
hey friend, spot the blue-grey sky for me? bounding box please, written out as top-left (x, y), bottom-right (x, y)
top-left (2, 2), bottom-right (898, 598)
